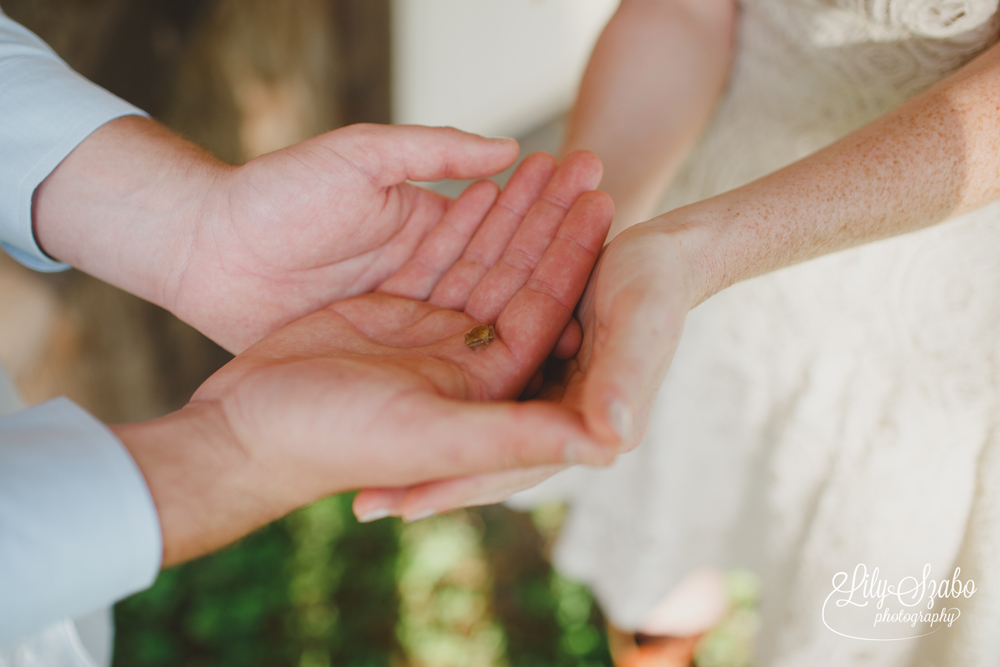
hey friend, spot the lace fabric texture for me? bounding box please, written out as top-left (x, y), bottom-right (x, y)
top-left (517, 1), bottom-right (1000, 664)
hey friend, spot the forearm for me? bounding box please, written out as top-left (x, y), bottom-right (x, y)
top-left (665, 39), bottom-right (1000, 305)
top-left (112, 400), bottom-right (282, 568)
top-left (562, 0), bottom-right (736, 230)
top-left (33, 115), bottom-right (230, 311)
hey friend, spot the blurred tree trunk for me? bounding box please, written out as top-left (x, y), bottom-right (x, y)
top-left (2, 0), bottom-right (390, 127)
top-left (332, 0), bottom-right (390, 125)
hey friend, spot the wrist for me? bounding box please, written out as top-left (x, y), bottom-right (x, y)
top-left (112, 400), bottom-right (268, 567)
top-left (643, 203), bottom-right (730, 308)
top-left (33, 116), bottom-right (228, 311)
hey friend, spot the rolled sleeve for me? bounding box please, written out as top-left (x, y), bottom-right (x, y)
top-left (0, 398), bottom-right (162, 648)
top-left (0, 12), bottom-right (147, 271)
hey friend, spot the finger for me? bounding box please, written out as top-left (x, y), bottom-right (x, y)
top-left (493, 190), bottom-right (614, 386)
top-left (354, 487), bottom-right (406, 523)
top-left (429, 152), bottom-right (558, 309)
top-left (357, 397), bottom-right (615, 490)
top-left (377, 180), bottom-right (499, 299)
top-left (334, 124), bottom-right (519, 186)
top-left (553, 319), bottom-right (583, 360)
top-left (520, 369), bottom-right (544, 399)
top-left (464, 151), bottom-right (604, 323)
top-left (352, 464), bottom-right (569, 524)
top-left (402, 465), bottom-right (569, 522)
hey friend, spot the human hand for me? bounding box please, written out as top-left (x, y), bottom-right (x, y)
top-left (35, 117), bottom-right (522, 353)
top-left (114, 151), bottom-right (617, 565)
top-left (179, 123), bottom-right (535, 352)
top-left (353, 218), bottom-right (699, 519)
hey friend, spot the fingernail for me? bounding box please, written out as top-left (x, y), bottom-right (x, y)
top-left (358, 508), bottom-right (392, 523)
top-left (486, 136), bottom-right (514, 143)
top-left (564, 438), bottom-right (616, 467)
top-left (608, 399), bottom-right (633, 443)
top-left (404, 508), bottom-right (437, 523)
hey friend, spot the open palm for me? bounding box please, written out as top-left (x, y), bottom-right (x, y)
top-left (188, 151), bottom-right (617, 517)
top-left (352, 220), bottom-right (693, 520)
top-left (170, 125), bottom-right (523, 353)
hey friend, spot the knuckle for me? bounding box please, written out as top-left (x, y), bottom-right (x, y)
top-left (526, 276), bottom-right (574, 312)
top-left (540, 192), bottom-right (574, 211)
top-left (502, 245), bottom-right (537, 273)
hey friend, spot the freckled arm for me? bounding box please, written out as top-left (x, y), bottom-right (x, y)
top-left (666, 39), bottom-right (1000, 304)
top-left (572, 38), bottom-right (1000, 449)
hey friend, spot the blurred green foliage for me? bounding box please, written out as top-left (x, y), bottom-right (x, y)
top-left (113, 496), bottom-right (612, 667)
top-left (477, 506), bottom-right (611, 667)
top-left (113, 493), bottom-right (400, 667)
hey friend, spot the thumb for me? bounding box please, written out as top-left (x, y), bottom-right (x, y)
top-left (581, 282), bottom-right (687, 451)
top-left (332, 124), bottom-right (519, 186)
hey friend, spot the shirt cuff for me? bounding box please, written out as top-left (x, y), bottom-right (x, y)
top-left (0, 13), bottom-right (148, 271)
top-left (0, 398), bottom-right (162, 648)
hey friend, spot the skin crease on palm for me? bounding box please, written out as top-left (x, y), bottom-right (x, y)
top-left (355, 0), bottom-right (1000, 522)
top-left (111, 149), bottom-right (618, 567)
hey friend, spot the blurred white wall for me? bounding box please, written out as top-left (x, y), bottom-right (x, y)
top-left (391, 0), bottom-right (617, 138)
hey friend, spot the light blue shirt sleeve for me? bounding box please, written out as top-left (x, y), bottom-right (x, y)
top-left (0, 398), bottom-right (163, 648)
top-left (0, 7), bottom-right (148, 272)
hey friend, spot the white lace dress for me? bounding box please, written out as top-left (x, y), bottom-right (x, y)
top-left (513, 1), bottom-right (1000, 664)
